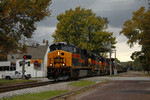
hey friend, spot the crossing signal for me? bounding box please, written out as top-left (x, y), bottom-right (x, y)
top-left (23, 55), bottom-right (32, 59)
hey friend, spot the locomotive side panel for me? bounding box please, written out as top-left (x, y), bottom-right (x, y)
top-left (72, 53), bottom-right (89, 68)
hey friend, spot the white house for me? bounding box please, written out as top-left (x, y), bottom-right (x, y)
top-left (0, 61), bottom-right (11, 79)
top-left (16, 45), bottom-right (49, 77)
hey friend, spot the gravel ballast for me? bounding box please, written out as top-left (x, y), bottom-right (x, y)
top-left (0, 81), bottom-right (75, 99)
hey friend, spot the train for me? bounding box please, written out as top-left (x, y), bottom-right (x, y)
top-left (47, 42), bottom-right (125, 80)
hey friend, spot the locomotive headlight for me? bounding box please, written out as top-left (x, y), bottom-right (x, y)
top-left (62, 63), bottom-right (65, 66)
top-left (58, 52), bottom-right (60, 55)
top-left (50, 64), bottom-right (53, 67)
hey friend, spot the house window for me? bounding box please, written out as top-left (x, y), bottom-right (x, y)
top-left (0, 66), bottom-right (9, 71)
top-left (11, 55), bottom-right (14, 59)
top-left (0, 67), bottom-right (2, 71)
top-left (19, 61), bottom-right (23, 66)
top-left (28, 61), bottom-right (30, 66)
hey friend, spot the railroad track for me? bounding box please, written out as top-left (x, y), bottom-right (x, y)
top-left (0, 81), bottom-right (53, 93)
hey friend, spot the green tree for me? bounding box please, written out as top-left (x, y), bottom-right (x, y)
top-left (0, 0), bottom-right (52, 60)
top-left (120, 7), bottom-right (150, 74)
top-left (130, 51), bottom-right (143, 60)
top-left (131, 51), bottom-right (143, 71)
top-left (53, 6), bottom-right (116, 55)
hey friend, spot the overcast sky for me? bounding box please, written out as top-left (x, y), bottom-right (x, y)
top-left (33, 0), bottom-right (148, 62)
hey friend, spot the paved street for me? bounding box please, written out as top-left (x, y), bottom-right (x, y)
top-left (71, 80), bottom-right (150, 100)
top-left (71, 71), bottom-right (150, 100)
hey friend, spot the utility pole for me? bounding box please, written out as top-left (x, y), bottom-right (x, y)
top-left (114, 49), bottom-right (118, 75)
top-left (109, 42), bottom-right (112, 76)
top-left (115, 49), bottom-right (116, 69)
top-left (22, 58), bottom-right (25, 79)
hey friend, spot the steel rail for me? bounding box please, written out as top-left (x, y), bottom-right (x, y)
top-left (0, 81), bottom-right (53, 93)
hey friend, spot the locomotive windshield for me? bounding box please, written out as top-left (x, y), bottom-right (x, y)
top-left (50, 43), bottom-right (75, 53)
top-left (61, 46), bottom-right (74, 52)
top-left (50, 44), bottom-right (61, 51)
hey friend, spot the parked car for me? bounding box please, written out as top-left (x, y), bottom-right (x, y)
top-left (2, 71), bottom-right (31, 80)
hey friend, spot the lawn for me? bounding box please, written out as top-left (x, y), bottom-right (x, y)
top-left (0, 79), bottom-right (36, 86)
top-left (68, 80), bottom-right (96, 87)
top-left (2, 90), bottom-right (69, 100)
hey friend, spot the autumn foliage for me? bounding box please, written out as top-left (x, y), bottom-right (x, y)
top-left (120, 7), bottom-right (150, 73)
top-left (0, 0), bottom-right (52, 60)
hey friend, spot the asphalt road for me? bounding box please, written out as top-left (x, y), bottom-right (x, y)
top-left (71, 80), bottom-right (150, 100)
top-left (71, 71), bottom-right (150, 100)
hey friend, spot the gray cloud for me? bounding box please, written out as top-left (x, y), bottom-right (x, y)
top-left (91, 0), bottom-right (148, 27)
top-left (36, 0), bottom-right (96, 27)
top-left (32, 26), bottom-right (56, 43)
top-left (37, 0), bottom-right (148, 27)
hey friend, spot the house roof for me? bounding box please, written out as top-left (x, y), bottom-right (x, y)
top-left (18, 45), bottom-right (49, 60)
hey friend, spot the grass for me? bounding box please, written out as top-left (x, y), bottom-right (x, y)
top-left (2, 90), bottom-right (69, 100)
top-left (68, 80), bottom-right (96, 87)
top-left (67, 80), bottom-right (109, 99)
top-left (144, 73), bottom-right (150, 77)
top-left (0, 79), bottom-right (36, 86)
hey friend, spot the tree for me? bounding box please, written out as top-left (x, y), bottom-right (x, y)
top-left (130, 51), bottom-right (143, 71)
top-left (130, 51), bottom-right (143, 60)
top-left (120, 7), bottom-right (150, 74)
top-left (0, 0), bottom-right (52, 60)
top-left (53, 6), bottom-right (116, 55)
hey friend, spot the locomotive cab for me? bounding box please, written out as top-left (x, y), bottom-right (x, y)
top-left (47, 42), bottom-right (76, 80)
